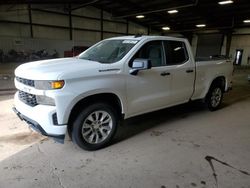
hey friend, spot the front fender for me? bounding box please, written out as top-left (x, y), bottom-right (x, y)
top-left (61, 89), bottom-right (127, 124)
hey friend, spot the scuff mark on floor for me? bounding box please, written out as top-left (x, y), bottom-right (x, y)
top-left (49, 160), bottom-right (66, 188)
top-left (150, 130), bottom-right (164, 136)
top-left (205, 155), bottom-right (250, 188)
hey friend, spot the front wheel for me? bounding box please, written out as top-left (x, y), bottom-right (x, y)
top-left (206, 85), bottom-right (224, 111)
top-left (72, 103), bottom-right (118, 150)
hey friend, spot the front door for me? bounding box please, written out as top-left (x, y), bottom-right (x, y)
top-left (126, 40), bottom-right (172, 116)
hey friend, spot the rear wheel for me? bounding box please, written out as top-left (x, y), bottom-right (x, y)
top-left (72, 103), bottom-right (118, 150)
top-left (206, 84), bottom-right (224, 111)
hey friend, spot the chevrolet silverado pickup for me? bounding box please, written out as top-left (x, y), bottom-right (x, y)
top-left (13, 35), bottom-right (233, 150)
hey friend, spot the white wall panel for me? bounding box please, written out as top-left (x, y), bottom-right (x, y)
top-left (150, 30), bottom-right (161, 36)
top-left (0, 23), bottom-right (30, 37)
top-left (33, 26), bottom-right (69, 40)
top-left (0, 5), bottom-right (29, 22)
top-left (230, 35), bottom-right (250, 65)
top-left (0, 36), bottom-right (73, 57)
top-left (72, 17), bottom-right (100, 30)
top-left (0, 37), bottom-right (28, 53)
top-left (72, 6), bottom-right (100, 18)
top-left (103, 21), bottom-right (126, 33)
top-left (31, 4), bottom-right (66, 13)
top-left (72, 30), bottom-right (100, 44)
top-left (32, 11), bottom-right (68, 27)
top-left (128, 22), bottom-right (147, 34)
top-left (0, 5), bottom-right (160, 59)
top-left (233, 28), bottom-right (250, 35)
top-left (103, 32), bottom-right (122, 39)
top-left (103, 11), bottom-right (112, 20)
top-left (0, 36), bottom-right (99, 57)
top-left (103, 11), bottom-right (125, 23)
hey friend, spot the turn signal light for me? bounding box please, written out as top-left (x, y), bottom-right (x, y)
top-left (51, 80), bottom-right (65, 89)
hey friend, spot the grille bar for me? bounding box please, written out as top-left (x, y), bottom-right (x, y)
top-left (16, 77), bottom-right (35, 87)
top-left (18, 90), bottom-right (38, 107)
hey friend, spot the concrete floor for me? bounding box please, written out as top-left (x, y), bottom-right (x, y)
top-left (0, 69), bottom-right (250, 188)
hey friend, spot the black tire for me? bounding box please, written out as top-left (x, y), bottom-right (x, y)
top-left (206, 84), bottom-right (224, 111)
top-left (72, 103), bottom-right (119, 151)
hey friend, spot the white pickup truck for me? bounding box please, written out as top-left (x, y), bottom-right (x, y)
top-left (13, 35), bottom-right (233, 150)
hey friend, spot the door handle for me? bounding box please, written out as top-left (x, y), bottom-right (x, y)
top-left (161, 72), bottom-right (170, 76)
top-left (186, 69), bottom-right (194, 73)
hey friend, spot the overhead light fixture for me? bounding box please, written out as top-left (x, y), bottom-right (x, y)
top-left (196, 24), bottom-right (206, 28)
top-left (243, 20), bottom-right (250, 23)
top-left (218, 0), bottom-right (233, 5)
top-left (136, 15), bottom-right (145, 19)
top-left (168, 10), bottom-right (178, 14)
top-left (162, 26), bottom-right (170, 31)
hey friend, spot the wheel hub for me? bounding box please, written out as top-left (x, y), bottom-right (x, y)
top-left (81, 110), bottom-right (113, 144)
top-left (92, 121), bottom-right (101, 129)
top-left (211, 88), bottom-right (222, 107)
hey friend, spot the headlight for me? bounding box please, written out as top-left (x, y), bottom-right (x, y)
top-left (36, 95), bottom-right (55, 106)
top-left (35, 80), bottom-right (65, 90)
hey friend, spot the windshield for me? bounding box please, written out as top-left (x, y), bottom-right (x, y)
top-left (79, 39), bottom-right (138, 63)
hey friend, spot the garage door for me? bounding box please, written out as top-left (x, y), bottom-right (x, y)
top-left (196, 34), bottom-right (223, 57)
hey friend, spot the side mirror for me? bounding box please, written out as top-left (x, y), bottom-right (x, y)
top-left (129, 59), bottom-right (152, 75)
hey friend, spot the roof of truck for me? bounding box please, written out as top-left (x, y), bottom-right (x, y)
top-left (106, 35), bottom-right (187, 42)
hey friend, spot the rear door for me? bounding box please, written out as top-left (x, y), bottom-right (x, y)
top-left (163, 40), bottom-right (195, 104)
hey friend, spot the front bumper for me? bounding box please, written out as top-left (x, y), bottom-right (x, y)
top-left (13, 92), bottom-right (67, 139)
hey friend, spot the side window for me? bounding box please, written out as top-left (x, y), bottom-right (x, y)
top-left (132, 41), bottom-right (165, 67)
top-left (164, 41), bottom-right (188, 65)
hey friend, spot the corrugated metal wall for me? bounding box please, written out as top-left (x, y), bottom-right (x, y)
top-left (0, 4), bottom-right (159, 57)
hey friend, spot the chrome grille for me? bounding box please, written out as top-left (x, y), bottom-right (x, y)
top-left (16, 77), bottom-right (35, 87)
top-left (18, 90), bottom-right (38, 107)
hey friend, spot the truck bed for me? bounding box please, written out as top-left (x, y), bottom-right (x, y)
top-left (191, 58), bottom-right (233, 100)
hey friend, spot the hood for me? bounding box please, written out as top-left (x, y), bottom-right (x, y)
top-left (14, 58), bottom-right (111, 80)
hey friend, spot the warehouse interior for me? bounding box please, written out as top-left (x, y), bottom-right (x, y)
top-left (0, 0), bottom-right (250, 188)
top-left (0, 0), bottom-right (250, 65)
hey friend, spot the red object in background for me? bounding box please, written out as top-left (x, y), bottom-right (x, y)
top-left (64, 46), bottom-right (89, 57)
top-left (64, 51), bottom-right (73, 57)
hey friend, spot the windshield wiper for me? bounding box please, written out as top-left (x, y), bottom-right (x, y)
top-left (80, 57), bottom-right (102, 63)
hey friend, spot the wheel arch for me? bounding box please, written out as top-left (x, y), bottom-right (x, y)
top-left (208, 76), bottom-right (226, 92)
top-left (204, 76), bottom-right (226, 100)
top-left (67, 93), bottom-right (124, 136)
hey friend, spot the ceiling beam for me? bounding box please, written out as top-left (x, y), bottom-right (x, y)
top-left (112, 0), bottom-right (199, 18)
top-left (70, 0), bottom-right (99, 11)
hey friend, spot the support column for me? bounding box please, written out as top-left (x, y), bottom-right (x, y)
top-left (69, 4), bottom-right (73, 40)
top-left (226, 32), bottom-right (232, 57)
top-left (147, 26), bottom-right (150, 35)
top-left (28, 4), bottom-right (33, 38)
top-left (126, 20), bottom-right (129, 35)
top-left (100, 9), bottom-right (103, 40)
